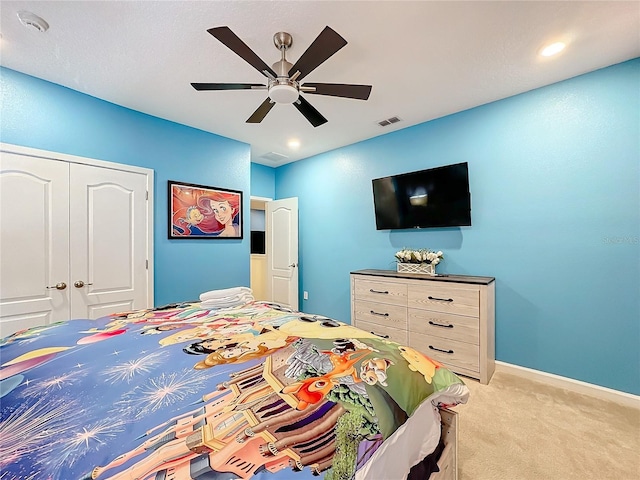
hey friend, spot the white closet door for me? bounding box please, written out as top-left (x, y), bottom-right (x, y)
top-left (69, 163), bottom-right (149, 319)
top-left (0, 153), bottom-right (70, 337)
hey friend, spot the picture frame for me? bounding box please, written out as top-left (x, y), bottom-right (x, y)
top-left (169, 180), bottom-right (243, 239)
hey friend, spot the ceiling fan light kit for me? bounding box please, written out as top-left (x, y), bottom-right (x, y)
top-left (268, 32), bottom-right (299, 104)
top-left (269, 84), bottom-right (299, 104)
top-left (191, 25), bottom-right (372, 127)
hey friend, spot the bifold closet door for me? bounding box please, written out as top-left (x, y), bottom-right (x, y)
top-left (0, 153), bottom-right (71, 337)
top-left (69, 163), bottom-right (149, 320)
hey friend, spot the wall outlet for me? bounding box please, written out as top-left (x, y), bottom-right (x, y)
top-left (303, 291), bottom-right (309, 300)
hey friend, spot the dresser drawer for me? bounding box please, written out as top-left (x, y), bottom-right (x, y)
top-left (408, 283), bottom-right (479, 317)
top-left (408, 309), bottom-right (479, 345)
top-left (354, 319), bottom-right (408, 345)
top-left (354, 278), bottom-right (407, 306)
top-left (409, 333), bottom-right (479, 373)
top-left (354, 300), bottom-right (407, 329)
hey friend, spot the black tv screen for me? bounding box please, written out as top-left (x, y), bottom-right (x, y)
top-left (372, 162), bottom-right (471, 229)
top-left (250, 230), bottom-right (265, 254)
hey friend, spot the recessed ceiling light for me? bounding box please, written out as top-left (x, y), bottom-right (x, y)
top-left (540, 41), bottom-right (566, 57)
top-left (287, 139), bottom-right (300, 149)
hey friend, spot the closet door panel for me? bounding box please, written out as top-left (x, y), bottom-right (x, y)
top-left (69, 163), bottom-right (148, 319)
top-left (0, 153), bottom-right (70, 337)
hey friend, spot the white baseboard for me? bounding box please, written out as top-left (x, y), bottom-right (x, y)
top-left (495, 361), bottom-right (640, 410)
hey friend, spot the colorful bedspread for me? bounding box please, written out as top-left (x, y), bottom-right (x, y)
top-left (0, 300), bottom-right (469, 480)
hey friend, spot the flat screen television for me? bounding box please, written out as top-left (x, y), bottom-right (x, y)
top-left (250, 230), bottom-right (265, 254)
top-left (372, 162), bottom-right (471, 229)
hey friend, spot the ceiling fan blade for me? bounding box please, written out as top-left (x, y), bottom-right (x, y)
top-left (208, 26), bottom-right (277, 78)
top-left (288, 26), bottom-right (347, 82)
top-left (302, 83), bottom-right (372, 100)
top-left (191, 83), bottom-right (265, 91)
top-left (246, 98), bottom-right (275, 123)
top-left (293, 96), bottom-right (328, 127)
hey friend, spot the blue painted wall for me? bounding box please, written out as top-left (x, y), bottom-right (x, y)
top-left (0, 67), bottom-right (251, 305)
top-left (250, 162), bottom-right (276, 199)
top-left (275, 59), bottom-right (640, 395)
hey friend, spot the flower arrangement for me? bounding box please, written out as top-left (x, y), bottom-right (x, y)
top-left (395, 248), bottom-right (444, 265)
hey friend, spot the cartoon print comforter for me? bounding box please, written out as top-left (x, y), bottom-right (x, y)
top-left (0, 300), bottom-right (469, 480)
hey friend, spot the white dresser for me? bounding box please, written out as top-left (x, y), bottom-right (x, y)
top-left (350, 269), bottom-right (495, 384)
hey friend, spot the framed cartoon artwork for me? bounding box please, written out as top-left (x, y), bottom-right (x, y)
top-left (169, 181), bottom-right (243, 239)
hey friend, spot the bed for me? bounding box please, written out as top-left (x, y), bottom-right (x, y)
top-left (0, 296), bottom-right (469, 480)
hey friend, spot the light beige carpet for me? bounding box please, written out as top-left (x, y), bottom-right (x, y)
top-left (455, 371), bottom-right (640, 480)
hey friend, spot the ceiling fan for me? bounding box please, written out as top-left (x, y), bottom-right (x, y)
top-left (191, 26), bottom-right (372, 127)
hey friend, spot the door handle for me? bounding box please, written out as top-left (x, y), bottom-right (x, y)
top-left (74, 280), bottom-right (94, 288)
top-left (288, 263), bottom-right (298, 268)
top-left (46, 282), bottom-right (67, 290)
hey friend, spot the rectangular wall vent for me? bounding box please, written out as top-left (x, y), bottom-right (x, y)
top-left (377, 116), bottom-right (402, 127)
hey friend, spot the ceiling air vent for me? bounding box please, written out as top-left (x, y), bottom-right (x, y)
top-left (260, 152), bottom-right (289, 163)
top-left (376, 116), bottom-right (402, 127)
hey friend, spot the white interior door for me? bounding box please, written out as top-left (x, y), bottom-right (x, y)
top-left (266, 197), bottom-right (299, 310)
top-left (0, 153), bottom-right (71, 337)
top-left (70, 163), bottom-right (149, 319)
top-left (0, 144), bottom-right (153, 337)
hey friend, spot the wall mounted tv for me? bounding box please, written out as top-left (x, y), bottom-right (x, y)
top-left (372, 162), bottom-right (471, 229)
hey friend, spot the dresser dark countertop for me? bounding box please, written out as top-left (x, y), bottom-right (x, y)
top-left (350, 269), bottom-right (495, 285)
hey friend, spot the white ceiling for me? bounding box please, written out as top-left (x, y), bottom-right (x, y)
top-left (1, 1), bottom-right (638, 166)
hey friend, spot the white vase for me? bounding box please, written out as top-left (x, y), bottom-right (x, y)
top-left (397, 262), bottom-right (436, 275)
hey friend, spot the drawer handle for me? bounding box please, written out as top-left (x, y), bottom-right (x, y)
top-left (370, 310), bottom-right (389, 317)
top-left (429, 320), bottom-right (453, 329)
top-left (370, 289), bottom-right (389, 294)
top-left (428, 296), bottom-right (453, 302)
top-left (371, 331), bottom-right (390, 339)
top-left (429, 345), bottom-right (454, 354)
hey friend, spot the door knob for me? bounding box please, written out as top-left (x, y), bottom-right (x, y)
top-left (74, 280), bottom-right (93, 288)
top-left (46, 282), bottom-right (67, 290)
top-left (288, 263), bottom-right (298, 268)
